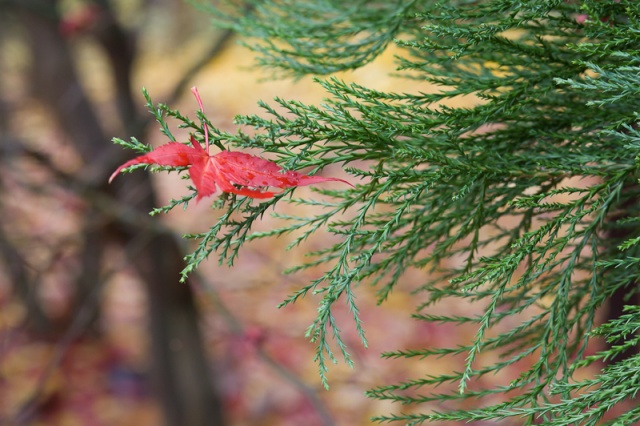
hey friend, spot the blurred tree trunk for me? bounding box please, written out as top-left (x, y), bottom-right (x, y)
top-left (0, 23), bottom-right (53, 336)
top-left (16, 1), bottom-right (226, 425)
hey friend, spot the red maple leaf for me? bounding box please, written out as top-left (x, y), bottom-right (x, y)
top-left (109, 88), bottom-right (352, 200)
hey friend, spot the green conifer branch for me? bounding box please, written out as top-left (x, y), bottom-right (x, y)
top-left (113, 0), bottom-right (640, 422)
top-left (195, 0), bottom-right (420, 77)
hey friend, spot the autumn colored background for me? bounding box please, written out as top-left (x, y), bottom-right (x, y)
top-left (0, 1), bottom-right (525, 425)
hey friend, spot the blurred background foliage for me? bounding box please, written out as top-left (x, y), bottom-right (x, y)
top-left (0, 0), bottom-right (467, 425)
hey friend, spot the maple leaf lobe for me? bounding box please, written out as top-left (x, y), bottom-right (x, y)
top-left (108, 142), bottom-right (203, 183)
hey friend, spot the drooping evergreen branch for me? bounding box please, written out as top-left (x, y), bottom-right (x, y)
top-left (195, 0), bottom-right (421, 77)
top-left (112, 0), bottom-right (640, 422)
